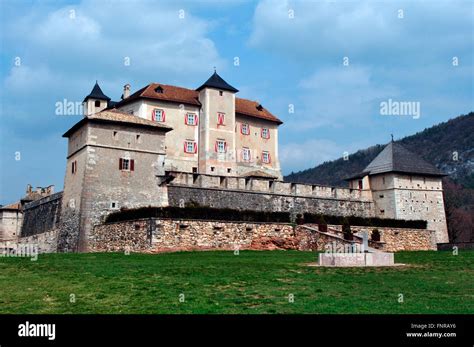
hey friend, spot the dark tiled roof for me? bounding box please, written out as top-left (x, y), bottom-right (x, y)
top-left (196, 71), bottom-right (239, 93)
top-left (63, 109), bottom-right (172, 137)
top-left (347, 142), bottom-right (446, 179)
top-left (83, 81), bottom-right (111, 102)
top-left (113, 83), bottom-right (282, 124)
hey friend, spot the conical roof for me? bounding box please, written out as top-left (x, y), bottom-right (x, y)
top-left (83, 81), bottom-right (111, 102)
top-left (196, 71), bottom-right (238, 93)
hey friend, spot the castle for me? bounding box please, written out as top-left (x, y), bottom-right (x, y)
top-left (0, 72), bottom-right (449, 252)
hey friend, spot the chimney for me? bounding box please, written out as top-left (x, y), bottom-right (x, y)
top-left (26, 184), bottom-right (32, 194)
top-left (123, 84), bottom-right (131, 99)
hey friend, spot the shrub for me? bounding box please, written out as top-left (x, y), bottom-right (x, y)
top-left (105, 206), bottom-right (291, 224)
top-left (371, 229), bottom-right (381, 242)
top-left (303, 213), bottom-right (427, 229)
top-left (342, 218), bottom-right (353, 240)
top-left (317, 214), bottom-right (328, 233)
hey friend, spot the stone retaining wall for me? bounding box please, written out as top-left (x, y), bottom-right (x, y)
top-left (325, 224), bottom-right (436, 251)
top-left (14, 229), bottom-right (59, 254)
top-left (91, 218), bottom-right (434, 253)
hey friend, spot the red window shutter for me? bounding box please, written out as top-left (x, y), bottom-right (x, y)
top-left (267, 129), bottom-right (270, 139)
top-left (184, 141), bottom-right (187, 153)
top-left (130, 159), bottom-right (135, 171)
top-left (119, 158), bottom-right (123, 170)
top-left (152, 110), bottom-right (156, 122)
top-left (240, 124), bottom-right (243, 134)
top-left (193, 142), bottom-right (197, 153)
top-left (195, 115), bottom-right (199, 125)
top-left (268, 153), bottom-right (272, 163)
top-left (261, 128), bottom-right (263, 138)
top-left (162, 110), bottom-right (166, 122)
top-left (214, 141), bottom-right (218, 152)
top-left (224, 141), bottom-right (227, 152)
top-left (184, 115), bottom-right (188, 125)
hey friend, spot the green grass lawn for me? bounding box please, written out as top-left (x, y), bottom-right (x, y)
top-left (0, 250), bottom-right (473, 314)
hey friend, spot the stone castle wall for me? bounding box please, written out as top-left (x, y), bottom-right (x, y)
top-left (21, 192), bottom-right (62, 237)
top-left (167, 185), bottom-right (374, 218)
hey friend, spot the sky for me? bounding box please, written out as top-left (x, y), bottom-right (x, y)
top-left (0, 0), bottom-right (473, 204)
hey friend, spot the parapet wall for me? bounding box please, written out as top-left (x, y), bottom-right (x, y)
top-left (170, 172), bottom-right (373, 201)
top-left (167, 185), bottom-right (375, 218)
top-left (21, 192), bottom-right (63, 237)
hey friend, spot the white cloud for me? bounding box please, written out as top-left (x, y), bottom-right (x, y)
top-left (249, 0), bottom-right (473, 62)
top-left (284, 66), bottom-right (399, 131)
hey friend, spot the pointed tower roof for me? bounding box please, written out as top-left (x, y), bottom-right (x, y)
top-left (196, 71), bottom-right (238, 93)
top-left (362, 142), bottom-right (445, 177)
top-left (83, 81), bottom-right (111, 102)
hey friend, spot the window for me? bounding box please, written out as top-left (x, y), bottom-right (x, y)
top-left (358, 180), bottom-right (363, 190)
top-left (261, 128), bottom-right (270, 139)
top-left (215, 140), bottom-right (227, 153)
top-left (241, 123), bottom-right (250, 135)
top-left (113, 131), bottom-right (118, 139)
top-left (219, 91), bottom-right (223, 96)
top-left (110, 201), bottom-right (118, 209)
top-left (185, 113), bottom-right (198, 126)
top-left (184, 140), bottom-right (197, 154)
top-left (119, 158), bottom-right (134, 171)
top-left (71, 160), bottom-right (77, 174)
top-left (242, 148), bottom-right (251, 162)
top-left (217, 112), bottom-right (225, 125)
top-left (94, 100), bottom-right (101, 107)
top-left (262, 151), bottom-right (271, 164)
top-left (152, 109), bottom-right (165, 122)
top-left (227, 168), bottom-right (231, 173)
top-left (136, 134), bottom-right (141, 142)
top-left (210, 166), bottom-right (215, 172)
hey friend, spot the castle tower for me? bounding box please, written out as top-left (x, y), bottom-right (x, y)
top-left (347, 141), bottom-right (449, 244)
top-left (196, 71), bottom-right (239, 176)
top-left (83, 81), bottom-right (111, 116)
top-left (60, 109), bottom-right (172, 252)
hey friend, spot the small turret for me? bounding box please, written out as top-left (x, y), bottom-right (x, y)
top-left (83, 81), bottom-right (111, 116)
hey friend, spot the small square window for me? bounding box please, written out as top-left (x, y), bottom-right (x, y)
top-left (242, 148), bottom-right (251, 162)
top-left (153, 109), bottom-right (165, 122)
top-left (110, 201), bottom-right (118, 209)
top-left (94, 100), bottom-right (101, 107)
top-left (262, 151), bottom-right (271, 164)
top-left (216, 140), bottom-right (226, 153)
top-left (184, 141), bottom-right (196, 154)
top-left (217, 112), bottom-right (225, 125)
top-left (186, 113), bottom-right (197, 126)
